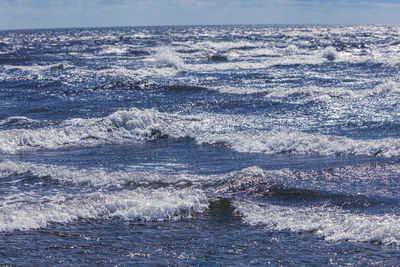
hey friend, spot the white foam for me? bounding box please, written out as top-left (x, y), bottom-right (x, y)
top-left (263, 85), bottom-right (355, 99)
top-left (88, 65), bottom-right (180, 81)
top-left (0, 160), bottom-right (202, 187)
top-left (2, 107), bottom-right (400, 157)
top-left (235, 201), bottom-right (400, 246)
top-left (3, 64), bottom-right (50, 73)
top-left (0, 188), bottom-right (208, 231)
top-left (0, 116), bottom-right (42, 127)
top-left (215, 164), bottom-right (400, 199)
top-left (182, 53), bottom-right (327, 72)
top-left (369, 81), bottom-right (400, 96)
top-left (210, 85), bottom-right (272, 95)
top-left (177, 42), bottom-right (397, 73)
top-left (197, 131), bottom-right (400, 157)
top-left (154, 47), bottom-right (184, 69)
top-left (98, 46), bottom-right (130, 55)
top-left (211, 79), bottom-right (400, 101)
top-left (0, 108), bottom-right (196, 154)
top-left (192, 40), bottom-right (261, 53)
top-left (371, 49), bottom-right (400, 67)
top-left (322, 46), bottom-right (338, 61)
top-left (283, 44), bottom-right (301, 55)
top-left (129, 32), bottom-right (152, 39)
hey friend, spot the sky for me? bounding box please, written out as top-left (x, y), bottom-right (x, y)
top-left (1, 0), bottom-right (400, 30)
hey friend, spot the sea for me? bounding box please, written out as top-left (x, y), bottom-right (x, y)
top-left (1, 24), bottom-right (400, 265)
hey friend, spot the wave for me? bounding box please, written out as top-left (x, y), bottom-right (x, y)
top-left (215, 166), bottom-right (341, 200)
top-left (164, 84), bottom-right (208, 92)
top-left (95, 78), bottom-right (208, 92)
top-left (154, 47), bottom-right (184, 69)
top-left (235, 201), bottom-right (400, 246)
top-left (98, 46), bottom-right (150, 56)
top-left (0, 160), bottom-right (203, 188)
top-left (214, 165), bottom-right (400, 205)
top-left (370, 81), bottom-right (400, 96)
top-left (0, 161), bottom-right (399, 233)
top-left (128, 48), bottom-right (150, 56)
top-left (95, 78), bottom-right (157, 91)
top-left (177, 44), bottom-right (400, 74)
top-left (4, 160), bottom-right (399, 199)
top-left (0, 116), bottom-right (47, 129)
top-left (262, 85), bottom-right (354, 99)
top-left (210, 80), bottom-right (400, 100)
top-left (0, 51), bottom-right (31, 64)
top-left (197, 40), bottom-right (261, 51)
top-left (197, 131), bottom-right (400, 157)
top-left (266, 81), bottom-right (400, 99)
top-left (3, 62), bottom-right (73, 73)
top-left (322, 46), bottom-right (338, 61)
top-left (0, 188), bottom-right (208, 232)
top-left (209, 85), bottom-right (272, 95)
top-left (0, 108), bottom-right (196, 154)
top-left (98, 46), bottom-right (130, 55)
top-left (209, 54), bottom-right (229, 62)
top-left (2, 107), bottom-right (400, 157)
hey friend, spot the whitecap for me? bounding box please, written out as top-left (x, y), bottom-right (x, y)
top-left (0, 116), bottom-right (43, 128)
top-left (98, 46), bottom-right (130, 55)
top-left (196, 131), bottom-right (400, 157)
top-left (0, 188), bottom-right (208, 231)
top-left (235, 201), bottom-right (400, 246)
top-left (369, 81), bottom-right (400, 96)
top-left (0, 160), bottom-right (202, 187)
top-left (154, 47), bottom-right (184, 69)
top-left (2, 108), bottom-right (400, 157)
top-left (322, 46), bottom-right (338, 61)
top-left (0, 108), bottom-right (195, 154)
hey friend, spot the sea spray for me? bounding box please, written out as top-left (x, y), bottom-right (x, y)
top-left (154, 47), bottom-right (184, 68)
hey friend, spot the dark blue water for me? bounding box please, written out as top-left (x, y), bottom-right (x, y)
top-left (1, 25), bottom-right (400, 265)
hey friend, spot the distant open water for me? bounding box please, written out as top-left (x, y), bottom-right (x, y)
top-left (1, 25), bottom-right (400, 265)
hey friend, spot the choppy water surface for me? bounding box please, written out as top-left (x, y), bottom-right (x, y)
top-left (1, 25), bottom-right (400, 265)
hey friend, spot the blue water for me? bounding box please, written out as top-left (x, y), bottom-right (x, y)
top-left (1, 25), bottom-right (400, 265)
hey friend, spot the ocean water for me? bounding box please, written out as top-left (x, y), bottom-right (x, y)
top-left (1, 24), bottom-right (400, 265)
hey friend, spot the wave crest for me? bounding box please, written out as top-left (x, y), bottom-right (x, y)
top-left (0, 188), bottom-right (208, 232)
top-left (154, 47), bottom-right (184, 69)
top-left (236, 201), bottom-right (400, 246)
top-left (197, 131), bottom-right (400, 157)
top-left (2, 108), bottom-right (400, 157)
top-left (322, 46), bottom-right (338, 61)
top-left (0, 108), bottom-right (190, 154)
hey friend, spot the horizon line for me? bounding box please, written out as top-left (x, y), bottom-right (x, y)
top-left (1, 22), bottom-right (398, 32)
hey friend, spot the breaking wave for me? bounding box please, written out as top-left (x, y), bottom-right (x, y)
top-left (0, 116), bottom-right (46, 129)
top-left (0, 188), bottom-right (208, 232)
top-left (0, 160), bottom-right (203, 188)
top-left (235, 201), bottom-right (400, 246)
top-left (197, 131), bottom-right (400, 157)
top-left (154, 47), bottom-right (184, 69)
top-left (322, 46), bottom-right (338, 61)
top-left (214, 165), bottom-right (400, 202)
top-left (1, 107), bottom-right (400, 157)
top-left (98, 46), bottom-right (130, 55)
top-left (95, 78), bottom-right (157, 91)
top-left (0, 108), bottom-right (196, 154)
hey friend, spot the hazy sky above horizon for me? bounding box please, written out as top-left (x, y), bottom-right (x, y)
top-left (1, 0), bottom-right (400, 30)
